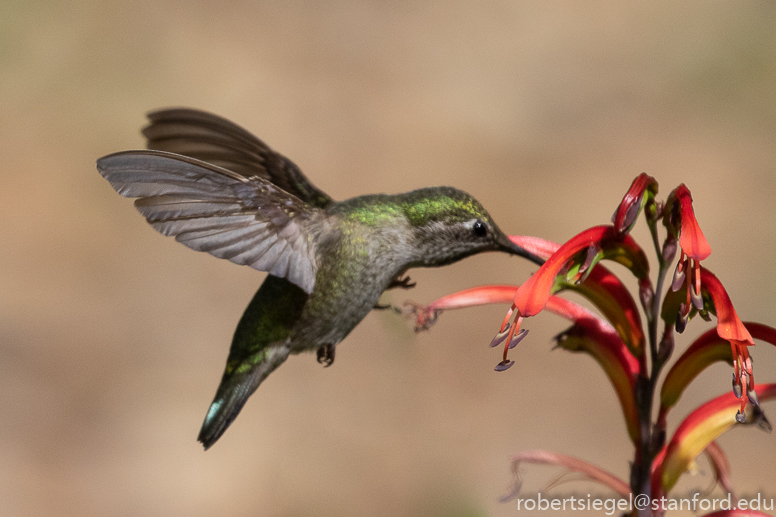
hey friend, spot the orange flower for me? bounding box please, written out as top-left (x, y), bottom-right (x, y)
top-left (496, 226), bottom-right (649, 370)
top-left (701, 269), bottom-right (757, 422)
top-left (659, 322), bottom-right (776, 427)
top-left (669, 184), bottom-right (712, 330)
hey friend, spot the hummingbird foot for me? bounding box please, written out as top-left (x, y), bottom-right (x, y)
top-left (316, 343), bottom-right (335, 367)
top-left (387, 275), bottom-right (416, 290)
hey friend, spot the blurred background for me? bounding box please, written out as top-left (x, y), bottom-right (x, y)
top-left (2, 1), bottom-right (775, 516)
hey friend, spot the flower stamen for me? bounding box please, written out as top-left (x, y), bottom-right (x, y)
top-left (489, 322), bottom-right (511, 348)
top-left (495, 311), bottom-right (522, 371)
top-left (694, 260), bottom-right (702, 301)
top-left (671, 251), bottom-right (687, 292)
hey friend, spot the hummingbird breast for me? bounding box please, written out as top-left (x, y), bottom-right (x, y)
top-left (288, 218), bottom-right (415, 352)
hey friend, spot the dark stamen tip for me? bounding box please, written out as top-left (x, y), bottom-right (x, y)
top-left (690, 284), bottom-right (704, 311)
top-left (732, 374), bottom-right (743, 398)
top-left (508, 329), bottom-right (529, 349)
top-left (671, 262), bottom-right (686, 292)
top-left (749, 390), bottom-right (761, 408)
top-left (489, 323), bottom-right (511, 348)
top-left (735, 410), bottom-right (747, 424)
top-left (494, 360), bottom-right (515, 372)
top-left (675, 304), bottom-right (688, 334)
top-left (578, 246), bottom-right (598, 275)
top-left (620, 199), bottom-right (642, 232)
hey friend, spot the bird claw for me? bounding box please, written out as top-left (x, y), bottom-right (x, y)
top-left (387, 275), bottom-right (416, 290)
top-left (316, 344), bottom-right (335, 367)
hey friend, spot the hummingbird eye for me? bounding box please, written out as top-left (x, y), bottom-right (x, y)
top-left (472, 220), bottom-right (488, 238)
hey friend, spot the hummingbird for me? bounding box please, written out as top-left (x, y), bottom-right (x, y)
top-left (97, 108), bottom-right (542, 449)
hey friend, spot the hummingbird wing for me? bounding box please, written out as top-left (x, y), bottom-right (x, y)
top-left (142, 108), bottom-right (334, 209)
top-left (97, 150), bottom-right (325, 294)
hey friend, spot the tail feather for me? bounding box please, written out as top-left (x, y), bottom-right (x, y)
top-left (198, 343), bottom-right (291, 449)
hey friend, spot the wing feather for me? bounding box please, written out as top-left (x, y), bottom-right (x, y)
top-left (151, 215), bottom-right (257, 237)
top-left (143, 108), bottom-right (334, 209)
top-left (136, 198), bottom-right (246, 223)
top-left (97, 150), bottom-right (324, 293)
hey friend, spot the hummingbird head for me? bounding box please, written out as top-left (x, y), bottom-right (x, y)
top-left (400, 187), bottom-right (543, 267)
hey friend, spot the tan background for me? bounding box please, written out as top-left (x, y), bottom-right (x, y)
top-left (2, 1), bottom-right (775, 516)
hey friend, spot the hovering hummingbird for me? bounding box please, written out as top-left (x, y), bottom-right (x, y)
top-left (97, 108), bottom-right (542, 449)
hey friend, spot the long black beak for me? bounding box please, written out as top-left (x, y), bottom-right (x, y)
top-left (498, 236), bottom-right (546, 267)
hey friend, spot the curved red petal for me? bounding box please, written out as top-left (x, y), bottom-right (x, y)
top-left (660, 322), bottom-right (776, 418)
top-left (675, 184), bottom-right (712, 260)
top-left (701, 269), bottom-right (755, 347)
top-left (508, 235), bottom-right (559, 259)
top-left (614, 173), bottom-right (658, 234)
top-left (423, 285), bottom-right (518, 311)
top-left (509, 234), bottom-right (646, 354)
top-left (406, 284), bottom-right (612, 333)
top-left (513, 226), bottom-right (616, 316)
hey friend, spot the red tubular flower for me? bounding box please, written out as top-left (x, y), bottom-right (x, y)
top-left (660, 265), bottom-right (757, 422)
top-left (403, 283), bottom-right (611, 333)
top-left (701, 269), bottom-right (757, 422)
top-left (512, 226), bottom-right (614, 318)
top-left (408, 235), bottom-right (644, 369)
top-left (676, 184), bottom-right (712, 261)
top-left (613, 172), bottom-right (658, 234)
top-left (508, 235), bottom-right (558, 259)
top-left (513, 234), bottom-right (646, 356)
top-left (511, 226), bottom-right (649, 318)
top-left (509, 235), bottom-right (649, 357)
top-left (659, 322), bottom-right (776, 426)
top-left (669, 184), bottom-right (712, 328)
top-left (496, 226), bottom-right (649, 370)
top-left (653, 383), bottom-right (776, 496)
top-left (404, 285), bottom-right (521, 331)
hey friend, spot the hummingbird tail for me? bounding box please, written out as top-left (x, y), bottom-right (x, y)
top-left (197, 343), bottom-right (291, 449)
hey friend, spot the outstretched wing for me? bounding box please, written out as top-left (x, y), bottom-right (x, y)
top-left (142, 108), bottom-right (334, 209)
top-left (97, 150), bottom-right (324, 293)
